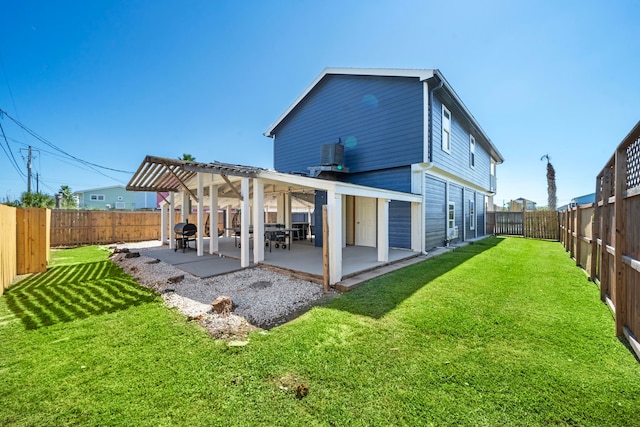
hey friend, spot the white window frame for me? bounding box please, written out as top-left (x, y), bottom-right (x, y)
top-left (469, 200), bottom-right (476, 230)
top-left (90, 194), bottom-right (105, 201)
top-left (447, 201), bottom-right (455, 232)
top-left (441, 105), bottom-right (452, 154)
top-left (469, 135), bottom-right (476, 168)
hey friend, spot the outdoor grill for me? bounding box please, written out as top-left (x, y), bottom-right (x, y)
top-left (174, 221), bottom-right (197, 252)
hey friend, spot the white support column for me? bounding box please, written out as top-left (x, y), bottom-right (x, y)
top-left (276, 193), bottom-right (285, 224)
top-left (209, 183), bottom-right (218, 254)
top-left (341, 195), bottom-right (347, 248)
top-left (160, 201), bottom-right (168, 244)
top-left (327, 190), bottom-right (343, 285)
top-left (377, 198), bottom-right (389, 262)
top-left (284, 192), bottom-right (292, 229)
top-left (253, 178), bottom-right (265, 262)
top-left (411, 164), bottom-right (426, 253)
top-left (181, 192), bottom-right (189, 222)
top-left (411, 201), bottom-right (423, 252)
top-left (225, 205), bottom-right (232, 237)
top-left (169, 192), bottom-right (175, 250)
top-left (240, 177), bottom-right (250, 267)
top-left (197, 173), bottom-right (204, 256)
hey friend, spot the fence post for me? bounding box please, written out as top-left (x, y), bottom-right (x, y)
top-left (590, 176), bottom-right (601, 281)
top-left (575, 205), bottom-right (582, 267)
top-left (602, 169), bottom-right (612, 302)
top-left (614, 147), bottom-right (627, 337)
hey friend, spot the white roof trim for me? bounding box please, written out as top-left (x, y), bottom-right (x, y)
top-left (264, 67), bottom-right (435, 137)
top-left (256, 169), bottom-right (422, 203)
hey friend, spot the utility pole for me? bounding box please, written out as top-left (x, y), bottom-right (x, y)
top-left (27, 145), bottom-right (32, 193)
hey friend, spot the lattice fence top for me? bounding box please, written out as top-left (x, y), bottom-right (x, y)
top-left (627, 134), bottom-right (640, 190)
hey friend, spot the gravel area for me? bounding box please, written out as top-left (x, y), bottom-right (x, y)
top-left (110, 243), bottom-right (337, 339)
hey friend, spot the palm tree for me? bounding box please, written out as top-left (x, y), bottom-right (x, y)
top-left (179, 153), bottom-right (196, 162)
top-left (541, 154), bottom-right (557, 210)
top-left (18, 191), bottom-right (55, 208)
top-left (59, 185), bottom-right (77, 209)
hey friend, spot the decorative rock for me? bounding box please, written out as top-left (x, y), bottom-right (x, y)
top-left (211, 295), bottom-right (233, 316)
top-left (124, 252), bottom-right (140, 258)
top-left (167, 275), bottom-right (184, 284)
top-left (146, 259), bottom-right (161, 264)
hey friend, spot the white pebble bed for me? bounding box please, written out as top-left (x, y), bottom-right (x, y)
top-left (112, 248), bottom-right (337, 327)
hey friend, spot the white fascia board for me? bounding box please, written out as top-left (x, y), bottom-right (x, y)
top-left (257, 170), bottom-right (421, 203)
top-left (264, 67), bottom-right (435, 137)
top-left (425, 167), bottom-right (494, 195)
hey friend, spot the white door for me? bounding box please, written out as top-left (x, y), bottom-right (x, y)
top-left (355, 197), bottom-right (376, 247)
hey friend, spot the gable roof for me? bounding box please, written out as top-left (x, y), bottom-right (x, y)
top-left (264, 67), bottom-right (503, 163)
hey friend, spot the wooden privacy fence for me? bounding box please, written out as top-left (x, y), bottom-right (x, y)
top-left (51, 211), bottom-right (161, 246)
top-left (561, 121), bottom-right (640, 359)
top-left (487, 210), bottom-right (559, 240)
top-left (0, 206), bottom-right (51, 295)
top-left (50, 210), bottom-right (225, 247)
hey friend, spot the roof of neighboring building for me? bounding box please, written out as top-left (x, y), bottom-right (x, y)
top-left (264, 67), bottom-right (504, 163)
top-left (74, 185), bottom-right (126, 194)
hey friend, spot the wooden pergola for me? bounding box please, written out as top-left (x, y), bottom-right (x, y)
top-left (127, 155), bottom-right (422, 285)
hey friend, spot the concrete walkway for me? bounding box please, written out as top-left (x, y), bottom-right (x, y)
top-left (120, 237), bottom-right (481, 291)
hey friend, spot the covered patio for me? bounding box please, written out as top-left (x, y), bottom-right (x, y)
top-left (127, 155), bottom-right (423, 285)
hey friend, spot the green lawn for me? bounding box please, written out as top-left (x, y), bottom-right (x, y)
top-left (1, 237), bottom-right (639, 426)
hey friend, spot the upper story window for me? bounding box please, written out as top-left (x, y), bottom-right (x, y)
top-left (90, 194), bottom-right (105, 201)
top-left (441, 105), bottom-right (451, 154)
top-left (469, 135), bottom-right (476, 168)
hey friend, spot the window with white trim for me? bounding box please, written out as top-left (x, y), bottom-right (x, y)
top-left (469, 200), bottom-right (476, 230)
top-left (442, 105), bottom-right (451, 153)
top-left (90, 194), bottom-right (105, 201)
top-left (115, 201), bottom-right (126, 209)
top-left (469, 135), bottom-right (476, 168)
top-left (447, 201), bottom-right (455, 232)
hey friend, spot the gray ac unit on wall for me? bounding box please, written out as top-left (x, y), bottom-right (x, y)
top-left (320, 143), bottom-right (344, 166)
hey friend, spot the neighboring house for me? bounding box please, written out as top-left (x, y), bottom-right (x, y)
top-left (509, 197), bottom-right (537, 211)
top-left (571, 193), bottom-right (596, 207)
top-left (75, 185), bottom-right (157, 210)
top-left (265, 67), bottom-right (504, 250)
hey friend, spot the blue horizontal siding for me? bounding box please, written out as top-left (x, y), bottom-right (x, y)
top-left (425, 175), bottom-right (446, 249)
top-left (345, 166), bottom-right (412, 193)
top-left (273, 75), bottom-right (424, 175)
top-left (431, 95), bottom-right (492, 190)
top-left (389, 201), bottom-right (411, 249)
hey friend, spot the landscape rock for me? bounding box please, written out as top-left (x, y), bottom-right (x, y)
top-left (211, 295), bottom-right (233, 316)
top-left (167, 275), bottom-right (184, 284)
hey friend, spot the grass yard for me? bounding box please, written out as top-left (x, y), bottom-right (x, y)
top-left (1, 237), bottom-right (639, 426)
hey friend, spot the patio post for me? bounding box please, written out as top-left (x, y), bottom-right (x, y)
top-left (240, 177), bottom-right (250, 267)
top-left (197, 173), bottom-right (204, 256)
top-left (411, 201), bottom-right (423, 253)
top-left (377, 198), bottom-right (389, 262)
top-left (160, 201), bottom-right (168, 244)
top-left (169, 192), bottom-right (175, 250)
top-left (327, 190), bottom-right (342, 285)
top-left (181, 191), bottom-right (189, 223)
top-left (253, 178), bottom-right (264, 262)
top-left (209, 183), bottom-right (218, 254)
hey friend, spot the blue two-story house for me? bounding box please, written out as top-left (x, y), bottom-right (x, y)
top-left (265, 67), bottom-right (503, 250)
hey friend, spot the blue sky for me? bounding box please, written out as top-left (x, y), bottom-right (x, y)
top-left (1, 0), bottom-right (638, 207)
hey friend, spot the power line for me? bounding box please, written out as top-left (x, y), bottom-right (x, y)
top-left (0, 118), bottom-right (27, 181)
top-left (0, 108), bottom-right (135, 174)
